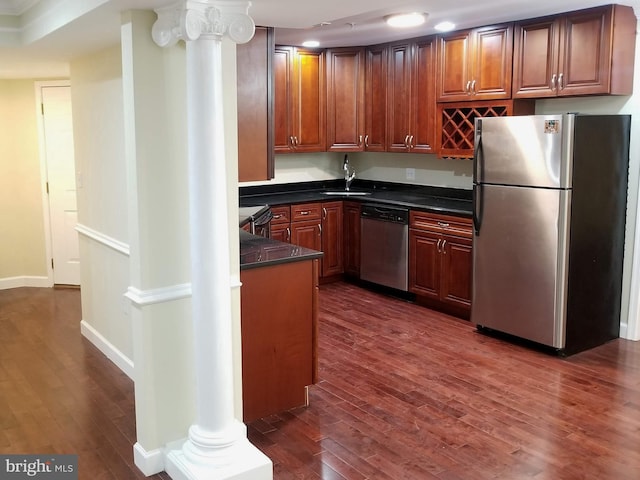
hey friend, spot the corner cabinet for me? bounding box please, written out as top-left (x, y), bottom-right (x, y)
top-left (436, 24), bottom-right (513, 102)
top-left (513, 5), bottom-right (636, 98)
top-left (274, 47), bottom-right (326, 153)
top-left (409, 211), bottom-right (473, 317)
top-left (237, 27), bottom-right (274, 182)
top-left (387, 37), bottom-right (437, 153)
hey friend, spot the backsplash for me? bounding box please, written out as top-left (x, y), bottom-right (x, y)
top-left (240, 151), bottom-right (473, 190)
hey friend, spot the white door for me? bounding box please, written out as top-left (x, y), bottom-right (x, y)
top-left (41, 85), bottom-right (80, 285)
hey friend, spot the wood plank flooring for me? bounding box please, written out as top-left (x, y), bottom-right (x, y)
top-left (247, 281), bottom-right (640, 480)
top-left (2, 283), bottom-right (639, 479)
top-left (0, 287), bottom-right (170, 480)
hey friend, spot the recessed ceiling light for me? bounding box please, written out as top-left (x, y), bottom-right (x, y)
top-left (385, 12), bottom-right (426, 28)
top-left (302, 40), bottom-right (320, 48)
top-left (435, 21), bottom-right (456, 32)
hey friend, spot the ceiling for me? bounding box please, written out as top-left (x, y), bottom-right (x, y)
top-left (0, 0), bottom-right (636, 78)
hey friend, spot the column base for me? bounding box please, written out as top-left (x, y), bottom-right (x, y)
top-left (165, 437), bottom-right (272, 480)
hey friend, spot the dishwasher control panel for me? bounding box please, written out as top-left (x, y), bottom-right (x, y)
top-left (361, 204), bottom-right (409, 224)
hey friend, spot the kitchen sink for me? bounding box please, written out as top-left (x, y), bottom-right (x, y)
top-left (322, 191), bottom-right (371, 196)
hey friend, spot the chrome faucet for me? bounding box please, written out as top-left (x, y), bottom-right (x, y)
top-left (343, 154), bottom-right (356, 191)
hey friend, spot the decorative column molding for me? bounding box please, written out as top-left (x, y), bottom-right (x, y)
top-left (152, 0), bottom-right (255, 46)
top-left (151, 2), bottom-right (272, 480)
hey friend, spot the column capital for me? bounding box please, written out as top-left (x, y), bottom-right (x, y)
top-left (152, 0), bottom-right (255, 47)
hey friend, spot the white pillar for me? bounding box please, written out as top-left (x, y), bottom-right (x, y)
top-left (152, 2), bottom-right (272, 479)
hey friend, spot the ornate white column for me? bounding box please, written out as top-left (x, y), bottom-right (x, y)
top-left (152, 2), bottom-right (272, 479)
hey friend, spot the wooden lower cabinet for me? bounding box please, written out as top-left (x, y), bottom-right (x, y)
top-left (240, 259), bottom-right (319, 422)
top-left (409, 211), bottom-right (473, 317)
top-left (270, 205), bottom-right (291, 243)
top-left (343, 201), bottom-right (361, 276)
top-left (285, 201), bottom-right (343, 280)
top-left (320, 201), bottom-right (344, 278)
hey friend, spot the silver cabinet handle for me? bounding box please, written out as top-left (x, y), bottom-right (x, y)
top-left (437, 238), bottom-right (442, 253)
top-left (404, 134), bottom-right (410, 148)
top-left (289, 135), bottom-right (295, 148)
top-left (364, 134), bottom-right (369, 148)
top-left (558, 73), bottom-right (564, 90)
top-left (358, 135), bottom-right (363, 146)
top-left (442, 239), bottom-right (447, 254)
top-left (471, 79), bottom-right (476, 94)
top-left (273, 214), bottom-right (282, 220)
top-left (465, 80), bottom-right (471, 94)
top-left (300, 210), bottom-right (310, 216)
top-left (409, 135), bottom-right (414, 149)
top-left (286, 227), bottom-right (291, 242)
top-left (322, 207), bottom-right (327, 219)
top-left (551, 74), bottom-right (557, 91)
top-left (318, 223), bottom-right (322, 235)
top-left (437, 221), bottom-right (450, 228)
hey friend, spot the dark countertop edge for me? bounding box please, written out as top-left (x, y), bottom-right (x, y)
top-left (240, 180), bottom-right (473, 217)
top-left (239, 230), bottom-right (323, 270)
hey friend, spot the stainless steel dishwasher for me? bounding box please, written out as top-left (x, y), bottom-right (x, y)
top-left (360, 203), bottom-right (409, 291)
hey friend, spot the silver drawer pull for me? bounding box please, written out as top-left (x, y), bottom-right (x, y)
top-left (273, 214), bottom-right (282, 219)
top-left (300, 211), bottom-right (310, 216)
top-left (438, 222), bottom-right (450, 228)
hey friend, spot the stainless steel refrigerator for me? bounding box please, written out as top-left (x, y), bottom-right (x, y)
top-left (471, 114), bottom-right (631, 355)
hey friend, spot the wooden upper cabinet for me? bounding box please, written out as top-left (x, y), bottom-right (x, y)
top-left (436, 24), bottom-right (513, 102)
top-left (326, 48), bottom-right (365, 152)
top-left (364, 45), bottom-right (388, 152)
top-left (274, 47), bottom-right (326, 153)
top-left (237, 27), bottom-right (274, 182)
top-left (387, 37), bottom-right (436, 153)
top-left (513, 5), bottom-right (636, 98)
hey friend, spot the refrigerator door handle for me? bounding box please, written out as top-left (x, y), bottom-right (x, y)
top-left (473, 120), bottom-right (483, 182)
top-left (473, 183), bottom-right (483, 236)
top-left (473, 119), bottom-right (483, 236)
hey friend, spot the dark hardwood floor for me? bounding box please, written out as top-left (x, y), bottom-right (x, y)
top-left (248, 282), bottom-right (640, 480)
top-left (2, 283), bottom-right (639, 479)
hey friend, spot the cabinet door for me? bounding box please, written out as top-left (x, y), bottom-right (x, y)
top-left (513, 18), bottom-right (560, 98)
top-left (321, 201), bottom-right (344, 277)
top-left (408, 229), bottom-right (440, 300)
top-left (326, 48), bottom-right (365, 151)
top-left (410, 37), bottom-right (436, 153)
top-left (270, 224), bottom-right (291, 243)
top-left (558, 7), bottom-right (613, 96)
top-left (274, 46), bottom-right (294, 153)
top-left (292, 49), bottom-right (326, 152)
top-left (364, 45), bottom-right (387, 152)
top-left (440, 234), bottom-right (472, 309)
top-left (237, 27), bottom-right (274, 181)
top-left (343, 201), bottom-right (361, 276)
top-left (470, 24), bottom-right (513, 100)
top-left (291, 220), bottom-right (321, 252)
top-left (386, 42), bottom-right (413, 152)
top-left (436, 30), bottom-right (473, 102)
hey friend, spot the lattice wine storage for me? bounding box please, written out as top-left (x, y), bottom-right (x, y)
top-left (436, 100), bottom-right (535, 158)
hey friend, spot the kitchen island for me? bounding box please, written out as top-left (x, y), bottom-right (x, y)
top-left (239, 230), bottom-right (322, 422)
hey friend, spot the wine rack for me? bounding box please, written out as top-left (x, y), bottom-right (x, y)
top-left (436, 100), bottom-right (535, 158)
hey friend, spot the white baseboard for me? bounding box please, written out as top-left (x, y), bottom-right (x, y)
top-left (0, 276), bottom-right (51, 290)
top-left (133, 442), bottom-right (165, 476)
top-left (80, 320), bottom-right (134, 379)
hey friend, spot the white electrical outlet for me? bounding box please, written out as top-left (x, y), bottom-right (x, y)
top-left (406, 168), bottom-right (415, 181)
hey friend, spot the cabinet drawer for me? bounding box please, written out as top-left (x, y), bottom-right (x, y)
top-left (271, 205), bottom-right (291, 224)
top-left (410, 211), bottom-right (472, 238)
top-left (291, 203), bottom-right (322, 221)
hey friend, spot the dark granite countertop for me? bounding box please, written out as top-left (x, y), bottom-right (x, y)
top-left (240, 229), bottom-right (323, 270)
top-left (240, 179), bottom-right (472, 217)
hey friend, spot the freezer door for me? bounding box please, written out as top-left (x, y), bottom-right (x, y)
top-left (472, 184), bottom-right (570, 348)
top-left (474, 115), bottom-right (573, 189)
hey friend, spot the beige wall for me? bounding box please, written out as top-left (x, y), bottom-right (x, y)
top-left (0, 80), bottom-right (47, 283)
top-left (70, 46), bottom-right (133, 368)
